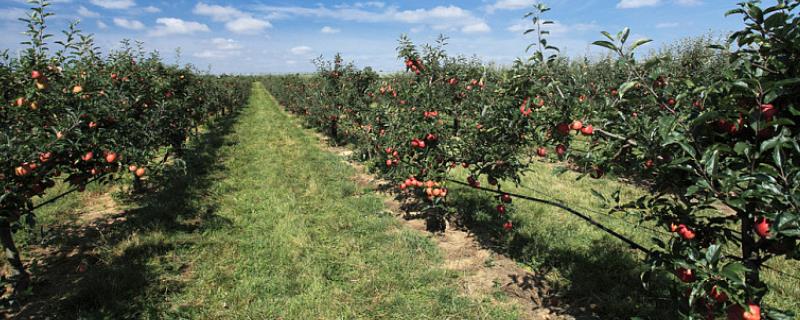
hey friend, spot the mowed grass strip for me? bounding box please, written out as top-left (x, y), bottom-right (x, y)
top-left (448, 159), bottom-right (799, 318)
top-left (163, 83), bottom-right (518, 319)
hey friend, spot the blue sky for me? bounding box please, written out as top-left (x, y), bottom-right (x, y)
top-left (0, 0), bottom-right (743, 74)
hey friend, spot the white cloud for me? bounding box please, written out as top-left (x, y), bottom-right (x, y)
top-left (486, 0), bottom-right (536, 13)
top-left (255, 4), bottom-right (489, 34)
top-left (193, 2), bottom-right (270, 34)
top-left (676, 0), bottom-right (702, 5)
top-left (509, 20), bottom-right (599, 36)
top-left (225, 17), bottom-right (271, 34)
top-left (617, 0), bottom-right (660, 9)
top-left (113, 17), bottom-right (144, 30)
top-left (211, 38), bottom-right (242, 50)
top-left (90, 0), bottom-right (136, 10)
top-left (193, 3), bottom-right (243, 22)
top-left (143, 6), bottom-right (161, 13)
top-left (150, 18), bottom-right (209, 37)
top-left (97, 20), bottom-right (108, 29)
top-left (656, 22), bottom-right (680, 28)
top-left (193, 38), bottom-right (243, 59)
top-left (290, 46), bottom-right (313, 55)
top-left (194, 50), bottom-right (227, 59)
top-left (508, 22), bottom-right (527, 33)
top-left (618, 0), bottom-right (698, 8)
top-left (462, 22), bottom-right (490, 33)
top-left (355, 2), bottom-right (385, 8)
top-left (78, 6), bottom-right (99, 18)
top-left (193, 49), bottom-right (241, 59)
top-left (321, 26), bottom-right (341, 34)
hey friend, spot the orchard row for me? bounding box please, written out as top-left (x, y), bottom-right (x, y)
top-left (262, 1), bottom-right (798, 319)
top-left (1, 1), bottom-right (251, 296)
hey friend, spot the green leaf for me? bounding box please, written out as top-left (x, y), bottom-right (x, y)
top-left (664, 136), bottom-right (697, 158)
top-left (685, 185), bottom-right (700, 197)
top-left (705, 244), bottom-right (721, 265)
top-left (748, 5), bottom-right (764, 22)
top-left (734, 142), bottom-right (751, 157)
top-left (720, 262), bottom-right (747, 285)
top-left (732, 80), bottom-right (749, 89)
top-left (630, 38), bottom-right (652, 51)
top-left (592, 40), bottom-right (617, 51)
top-left (620, 27), bottom-right (631, 44)
top-left (704, 149), bottom-right (719, 177)
top-left (618, 81), bottom-right (638, 97)
top-left (764, 12), bottom-right (787, 29)
top-left (725, 8), bottom-right (745, 17)
top-left (773, 146), bottom-right (783, 169)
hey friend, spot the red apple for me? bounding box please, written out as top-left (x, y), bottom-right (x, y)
top-left (39, 152), bottom-right (52, 163)
top-left (496, 205), bottom-right (506, 214)
top-left (581, 125), bottom-right (594, 136)
top-left (105, 151), bottom-right (118, 163)
top-left (676, 268), bottom-right (696, 283)
top-left (556, 144), bottom-right (567, 156)
top-left (754, 217), bottom-right (771, 238)
top-left (710, 285), bottom-right (728, 303)
top-left (727, 303), bottom-right (761, 320)
top-left (760, 104), bottom-right (776, 121)
top-left (678, 224), bottom-right (696, 240)
top-left (536, 147), bottom-right (547, 157)
top-left (14, 166), bottom-right (29, 177)
top-left (570, 120), bottom-right (583, 131)
top-left (556, 123), bottom-right (570, 135)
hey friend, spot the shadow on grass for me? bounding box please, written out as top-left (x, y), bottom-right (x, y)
top-left (12, 110), bottom-right (243, 319)
top-left (392, 185), bottom-right (677, 320)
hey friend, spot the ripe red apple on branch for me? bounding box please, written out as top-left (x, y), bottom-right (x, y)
top-left (727, 303), bottom-right (761, 320)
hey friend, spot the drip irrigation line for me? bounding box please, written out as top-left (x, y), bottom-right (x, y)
top-left (762, 263), bottom-right (800, 282)
top-left (446, 178), bottom-right (652, 254)
top-left (516, 183), bottom-right (672, 237)
top-left (449, 178), bottom-right (800, 282)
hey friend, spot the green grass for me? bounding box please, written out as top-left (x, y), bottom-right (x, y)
top-left (7, 82), bottom-right (797, 319)
top-left (11, 83), bottom-right (517, 319)
top-left (152, 83), bottom-right (519, 319)
top-left (446, 160), bottom-right (800, 318)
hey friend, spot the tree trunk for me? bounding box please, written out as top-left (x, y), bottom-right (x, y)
top-left (0, 221), bottom-right (29, 294)
top-left (740, 213), bottom-right (764, 302)
top-left (133, 175), bottom-right (144, 193)
top-left (330, 119), bottom-right (338, 142)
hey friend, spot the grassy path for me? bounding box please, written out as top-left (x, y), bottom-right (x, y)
top-left (155, 83), bottom-right (518, 319)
